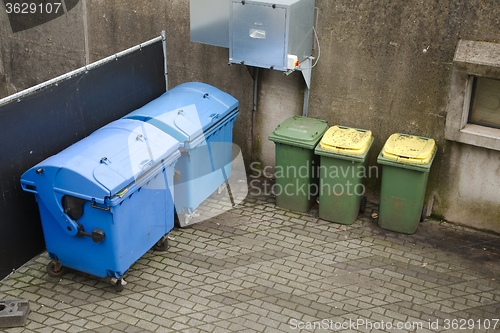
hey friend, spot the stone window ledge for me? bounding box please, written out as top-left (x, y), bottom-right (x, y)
top-left (445, 40), bottom-right (500, 151)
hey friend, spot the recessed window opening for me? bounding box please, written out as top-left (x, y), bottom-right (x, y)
top-left (468, 77), bottom-right (500, 129)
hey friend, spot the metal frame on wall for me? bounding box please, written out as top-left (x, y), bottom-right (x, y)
top-left (0, 35), bottom-right (167, 280)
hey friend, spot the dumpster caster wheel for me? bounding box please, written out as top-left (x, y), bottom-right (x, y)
top-left (116, 279), bottom-right (124, 292)
top-left (420, 205), bottom-right (427, 222)
top-left (153, 236), bottom-right (169, 251)
top-left (359, 196), bottom-right (367, 213)
top-left (46, 261), bottom-right (67, 278)
top-left (110, 277), bottom-right (127, 292)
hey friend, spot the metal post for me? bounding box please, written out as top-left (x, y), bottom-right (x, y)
top-left (250, 66), bottom-right (259, 163)
top-left (300, 58), bottom-right (312, 117)
top-left (303, 86), bottom-right (310, 117)
top-left (162, 30), bottom-right (168, 91)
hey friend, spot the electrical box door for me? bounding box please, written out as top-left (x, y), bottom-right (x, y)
top-left (230, 2), bottom-right (287, 70)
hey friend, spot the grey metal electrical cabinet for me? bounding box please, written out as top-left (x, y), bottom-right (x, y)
top-left (229, 0), bottom-right (315, 71)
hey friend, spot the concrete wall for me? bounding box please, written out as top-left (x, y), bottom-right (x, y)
top-left (0, 0), bottom-right (86, 96)
top-left (1, 0), bottom-right (499, 233)
top-left (434, 142), bottom-right (500, 232)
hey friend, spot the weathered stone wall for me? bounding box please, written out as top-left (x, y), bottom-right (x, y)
top-left (0, 1), bottom-right (86, 96)
top-left (1, 0), bottom-right (499, 232)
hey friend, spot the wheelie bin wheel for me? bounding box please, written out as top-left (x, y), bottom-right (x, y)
top-left (420, 205), bottom-right (427, 222)
top-left (46, 261), bottom-right (67, 278)
top-left (359, 196), bottom-right (367, 213)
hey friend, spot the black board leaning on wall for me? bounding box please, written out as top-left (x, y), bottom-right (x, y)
top-left (0, 39), bottom-right (166, 280)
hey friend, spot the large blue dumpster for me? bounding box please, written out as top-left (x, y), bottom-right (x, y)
top-left (125, 82), bottom-right (239, 227)
top-left (20, 119), bottom-right (180, 290)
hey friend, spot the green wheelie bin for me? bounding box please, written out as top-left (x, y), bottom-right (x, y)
top-left (314, 125), bottom-right (373, 224)
top-left (377, 133), bottom-right (436, 234)
top-left (269, 116), bottom-right (328, 212)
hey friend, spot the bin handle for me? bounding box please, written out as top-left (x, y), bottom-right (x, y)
top-left (20, 180), bottom-right (37, 194)
top-left (91, 201), bottom-right (110, 211)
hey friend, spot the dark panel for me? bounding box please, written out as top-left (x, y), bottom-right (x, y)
top-left (0, 39), bottom-right (165, 280)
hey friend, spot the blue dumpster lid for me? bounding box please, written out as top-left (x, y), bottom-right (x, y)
top-left (21, 119), bottom-right (180, 203)
top-left (124, 82), bottom-right (239, 148)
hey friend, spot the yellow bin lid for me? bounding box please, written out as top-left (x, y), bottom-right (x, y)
top-left (381, 133), bottom-right (436, 164)
top-left (319, 125), bottom-right (372, 156)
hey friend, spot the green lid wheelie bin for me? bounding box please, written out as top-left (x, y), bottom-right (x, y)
top-left (314, 125), bottom-right (373, 224)
top-left (377, 133), bottom-right (437, 234)
top-left (269, 116), bottom-right (328, 212)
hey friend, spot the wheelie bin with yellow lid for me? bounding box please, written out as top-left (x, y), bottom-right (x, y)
top-left (377, 133), bottom-right (436, 234)
top-left (314, 125), bottom-right (373, 224)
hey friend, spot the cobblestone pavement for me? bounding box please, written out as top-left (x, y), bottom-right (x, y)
top-left (1, 178), bottom-right (500, 333)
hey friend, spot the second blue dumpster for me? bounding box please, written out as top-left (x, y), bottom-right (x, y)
top-left (20, 119), bottom-right (180, 290)
top-left (125, 82), bottom-right (240, 227)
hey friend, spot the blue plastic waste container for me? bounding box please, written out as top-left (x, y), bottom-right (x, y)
top-left (125, 82), bottom-right (239, 227)
top-left (20, 119), bottom-right (180, 290)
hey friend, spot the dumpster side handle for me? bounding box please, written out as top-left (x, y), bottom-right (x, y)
top-left (20, 180), bottom-right (38, 194)
top-left (91, 201), bottom-right (111, 211)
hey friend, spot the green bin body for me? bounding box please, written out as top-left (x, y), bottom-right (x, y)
top-left (315, 138), bottom-right (373, 224)
top-left (377, 134), bottom-right (436, 234)
top-left (269, 116), bottom-right (328, 212)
